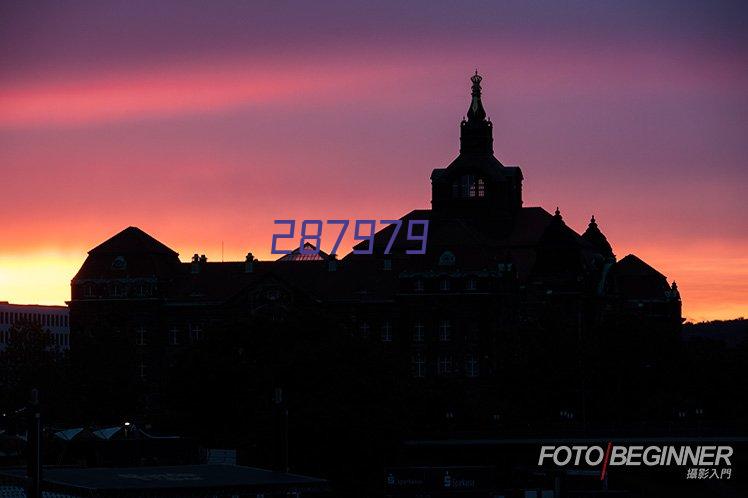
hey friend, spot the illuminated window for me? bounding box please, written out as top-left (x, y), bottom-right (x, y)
top-left (453, 175), bottom-right (487, 199)
top-left (477, 178), bottom-right (486, 197)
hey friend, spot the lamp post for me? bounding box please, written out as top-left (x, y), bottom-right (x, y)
top-left (27, 388), bottom-right (41, 498)
top-left (273, 387), bottom-right (289, 473)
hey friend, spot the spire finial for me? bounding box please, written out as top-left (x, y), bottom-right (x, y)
top-left (555, 206), bottom-right (561, 217)
top-left (467, 71), bottom-right (486, 122)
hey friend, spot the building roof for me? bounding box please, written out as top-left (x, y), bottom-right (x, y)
top-left (89, 227), bottom-right (179, 256)
top-left (614, 254), bottom-right (667, 279)
top-left (0, 464), bottom-right (326, 494)
top-left (607, 254), bottom-right (672, 299)
top-left (582, 215), bottom-right (614, 259)
top-left (276, 243), bottom-right (329, 261)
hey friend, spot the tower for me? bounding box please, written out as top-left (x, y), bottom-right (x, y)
top-left (431, 72), bottom-right (523, 220)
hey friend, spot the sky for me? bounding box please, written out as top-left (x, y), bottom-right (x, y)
top-left (0, 0), bottom-right (746, 322)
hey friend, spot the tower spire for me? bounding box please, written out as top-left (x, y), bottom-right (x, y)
top-left (459, 71), bottom-right (493, 154)
top-left (467, 70), bottom-right (487, 122)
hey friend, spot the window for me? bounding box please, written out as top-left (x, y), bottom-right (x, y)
top-left (112, 256), bottom-right (127, 270)
top-left (453, 175), bottom-right (487, 199)
top-left (136, 326), bottom-right (146, 346)
top-left (189, 324), bottom-right (202, 342)
top-left (414, 279), bottom-right (424, 292)
top-left (112, 284), bottom-right (124, 297)
top-left (169, 327), bottom-right (179, 345)
top-left (440, 279), bottom-right (450, 291)
top-left (465, 354), bottom-right (480, 377)
top-left (383, 259), bottom-right (392, 271)
top-left (138, 362), bottom-right (147, 380)
top-left (413, 321), bottom-right (424, 342)
top-left (466, 278), bottom-right (477, 291)
top-left (438, 320), bottom-right (451, 342)
top-left (84, 284), bottom-right (94, 297)
top-left (412, 353), bottom-right (426, 378)
top-left (358, 322), bottom-right (370, 337)
top-left (380, 321), bottom-right (392, 342)
top-left (438, 251), bottom-right (456, 266)
top-left (437, 355), bottom-right (453, 376)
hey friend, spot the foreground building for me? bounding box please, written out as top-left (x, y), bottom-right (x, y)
top-left (68, 73), bottom-right (682, 424)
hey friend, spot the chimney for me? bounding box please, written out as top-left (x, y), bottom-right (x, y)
top-left (191, 254), bottom-right (200, 274)
top-left (327, 254), bottom-right (338, 272)
top-left (245, 252), bottom-right (255, 273)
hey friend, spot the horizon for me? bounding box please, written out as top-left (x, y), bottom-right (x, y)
top-left (1, 1), bottom-right (747, 322)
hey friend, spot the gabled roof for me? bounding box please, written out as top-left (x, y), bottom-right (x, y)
top-left (89, 227), bottom-right (178, 256)
top-left (276, 243), bottom-right (329, 262)
top-left (614, 254), bottom-right (667, 279)
top-left (607, 254), bottom-right (671, 299)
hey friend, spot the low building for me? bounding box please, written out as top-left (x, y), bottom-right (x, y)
top-left (0, 302), bottom-right (70, 352)
top-left (0, 464), bottom-right (327, 497)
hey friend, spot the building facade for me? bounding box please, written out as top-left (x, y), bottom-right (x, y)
top-left (68, 73), bottom-right (682, 423)
top-left (0, 301), bottom-right (70, 351)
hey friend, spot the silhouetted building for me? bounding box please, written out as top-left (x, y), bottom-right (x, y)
top-left (68, 73), bottom-right (682, 424)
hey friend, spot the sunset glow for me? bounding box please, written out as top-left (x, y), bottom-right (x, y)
top-left (1, 0), bottom-right (746, 322)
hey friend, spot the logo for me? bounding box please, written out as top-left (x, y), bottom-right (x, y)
top-left (538, 444), bottom-right (733, 480)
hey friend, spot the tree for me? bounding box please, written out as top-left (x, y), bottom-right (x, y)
top-left (0, 320), bottom-right (72, 424)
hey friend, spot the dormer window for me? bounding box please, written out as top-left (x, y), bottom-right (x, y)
top-left (453, 175), bottom-right (486, 199)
